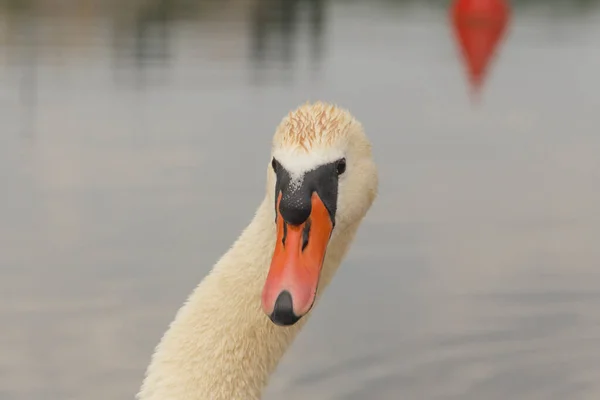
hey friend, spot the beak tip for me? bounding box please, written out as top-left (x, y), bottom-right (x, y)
top-left (269, 313), bottom-right (301, 327)
top-left (268, 290), bottom-right (302, 326)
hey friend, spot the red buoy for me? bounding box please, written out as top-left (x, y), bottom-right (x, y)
top-left (450, 0), bottom-right (510, 99)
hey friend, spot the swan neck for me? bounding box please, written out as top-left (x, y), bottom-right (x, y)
top-left (138, 197), bottom-right (358, 400)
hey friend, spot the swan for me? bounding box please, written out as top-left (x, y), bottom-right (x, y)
top-left (137, 102), bottom-right (379, 400)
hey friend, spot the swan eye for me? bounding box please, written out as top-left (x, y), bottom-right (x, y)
top-left (271, 158), bottom-right (278, 172)
top-left (336, 158), bottom-right (346, 176)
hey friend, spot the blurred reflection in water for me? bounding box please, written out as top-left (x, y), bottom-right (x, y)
top-left (111, 0), bottom-right (172, 87)
top-left (1, 0), bottom-right (600, 399)
top-left (251, 0), bottom-right (326, 83)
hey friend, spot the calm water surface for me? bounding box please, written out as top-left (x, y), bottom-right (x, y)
top-left (1, 1), bottom-right (600, 399)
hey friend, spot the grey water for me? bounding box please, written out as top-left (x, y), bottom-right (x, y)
top-left (1, 0), bottom-right (600, 399)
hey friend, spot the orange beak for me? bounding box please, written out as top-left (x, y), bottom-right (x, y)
top-left (261, 192), bottom-right (333, 326)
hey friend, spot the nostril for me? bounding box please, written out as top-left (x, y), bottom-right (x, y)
top-left (269, 290), bottom-right (301, 326)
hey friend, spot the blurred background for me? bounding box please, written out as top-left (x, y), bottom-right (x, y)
top-left (1, 0), bottom-right (600, 399)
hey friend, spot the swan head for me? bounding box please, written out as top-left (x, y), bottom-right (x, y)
top-left (261, 102), bottom-right (378, 326)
